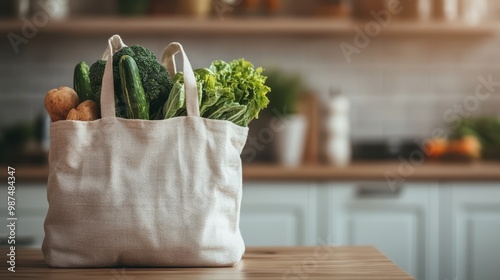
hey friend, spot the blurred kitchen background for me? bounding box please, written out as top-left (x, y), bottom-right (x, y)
top-left (1, 1), bottom-right (500, 279)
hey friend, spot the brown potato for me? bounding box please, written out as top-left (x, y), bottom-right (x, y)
top-left (45, 86), bottom-right (79, 122)
top-left (66, 100), bottom-right (100, 121)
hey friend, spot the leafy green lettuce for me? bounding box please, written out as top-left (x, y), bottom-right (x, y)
top-left (161, 59), bottom-right (270, 127)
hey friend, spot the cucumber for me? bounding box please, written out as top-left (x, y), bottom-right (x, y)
top-left (73, 62), bottom-right (93, 102)
top-left (119, 55), bottom-right (149, 120)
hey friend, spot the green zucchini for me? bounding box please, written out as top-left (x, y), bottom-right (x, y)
top-left (73, 61), bottom-right (93, 102)
top-left (119, 55), bottom-right (149, 120)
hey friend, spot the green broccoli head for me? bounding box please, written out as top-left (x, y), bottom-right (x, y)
top-left (113, 46), bottom-right (173, 117)
top-left (89, 45), bottom-right (173, 118)
top-left (89, 59), bottom-right (106, 105)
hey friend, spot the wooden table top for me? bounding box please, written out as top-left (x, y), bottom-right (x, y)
top-left (1, 247), bottom-right (414, 280)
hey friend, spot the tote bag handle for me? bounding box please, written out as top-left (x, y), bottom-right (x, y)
top-left (100, 35), bottom-right (200, 118)
top-left (161, 43), bottom-right (200, 117)
top-left (100, 35), bottom-right (126, 118)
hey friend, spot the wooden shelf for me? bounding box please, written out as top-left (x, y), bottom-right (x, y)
top-left (0, 17), bottom-right (498, 35)
top-left (3, 162), bottom-right (500, 184)
top-left (243, 161), bottom-right (500, 182)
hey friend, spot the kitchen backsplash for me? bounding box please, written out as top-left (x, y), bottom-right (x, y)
top-left (1, 26), bottom-right (500, 141)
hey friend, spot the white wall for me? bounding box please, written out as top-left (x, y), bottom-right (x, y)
top-left (1, 1), bottom-right (500, 140)
top-left (2, 32), bottom-right (500, 139)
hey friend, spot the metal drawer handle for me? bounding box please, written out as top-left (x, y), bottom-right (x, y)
top-left (356, 183), bottom-right (402, 198)
top-left (1, 236), bottom-right (35, 247)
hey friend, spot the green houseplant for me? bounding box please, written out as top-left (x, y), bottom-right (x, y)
top-left (265, 70), bottom-right (304, 116)
top-left (264, 70), bottom-right (307, 166)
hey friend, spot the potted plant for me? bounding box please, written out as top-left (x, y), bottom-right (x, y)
top-left (264, 70), bottom-right (307, 166)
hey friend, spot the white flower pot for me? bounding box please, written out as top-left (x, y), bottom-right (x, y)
top-left (274, 115), bottom-right (307, 167)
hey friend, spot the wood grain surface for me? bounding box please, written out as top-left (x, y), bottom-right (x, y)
top-left (243, 161), bottom-right (500, 182)
top-left (299, 93), bottom-right (321, 165)
top-left (0, 18), bottom-right (496, 36)
top-left (0, 247), bottom-right (414, 280)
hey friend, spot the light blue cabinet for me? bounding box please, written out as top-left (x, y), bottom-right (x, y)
top-left (326, 182), bottom-right (439, 280)
top-left (0, 185), bottom-right (48, 248)
top-left (448, 183), bottom-right (500, 280)
top-left (240, 183), bottom-right (318, 246)
top-left (241, 181), bottom-right (500, 280)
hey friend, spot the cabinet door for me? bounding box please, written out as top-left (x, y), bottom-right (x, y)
top-left (450, 183), bottom-right (500, 280)
top-left (328, 182), bottom-right (439, 280)
top-left (0, 184), bottom-right (48, 248)
top-left (240, 183), bottom-right (317, 246)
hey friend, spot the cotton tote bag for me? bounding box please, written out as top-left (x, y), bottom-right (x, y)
top-left (42, 35), bottom-right (248, 268)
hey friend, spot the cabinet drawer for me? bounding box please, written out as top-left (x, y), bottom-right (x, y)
top-left (241, 183), bottom-right (318, 246)
top-left (0, 185), bottom-right (48, 214)
top-left (0, 215), bottom-right (45, 248)
top-left (328, 182), bottom-right (439, 280)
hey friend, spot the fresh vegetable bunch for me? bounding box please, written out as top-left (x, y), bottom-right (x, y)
top-left (45, 44), bottom-right (270, 127)
top-left (425, 116), bottom-right (500, 160)
top-left (426, 136), bottom-right (482, 161)
top-left (452, 117), bottom-right (500, 159)
top-left (160, 59), bottom-right (271, 127)
top-left (88, 45), bottom-right (174, 118)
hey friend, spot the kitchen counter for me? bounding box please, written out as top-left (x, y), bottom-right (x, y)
top-left (244, 161), bottom-right (500, 182)
top-left (2, 247), bottom-right (413, 280)
top-left (2, 161), bottom-right (500, 183)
